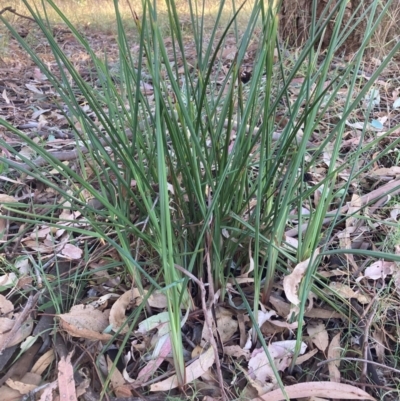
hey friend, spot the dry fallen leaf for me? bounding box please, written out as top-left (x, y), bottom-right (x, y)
top-left (110, 290), bottom-right (142, 334)
top-left (256, 382), bottom-right (375, 400)
top-left (6, 372), bottom-right (41, 394)
top-left (307, 321), bottom-right (329, 352)
top-left (283, 249), bottom-right (320, 306)
top-left (107, 355), bottom-right (132, 397)
top-left (0, 294), bottom-right (14, 315)
top-left (224, 345), bottom-right (251, 359)
top-left (110, 288), bottom-right (168, 334)
top-left (248, 340), bottom-right (307, 384)
top-left (0, 316), bottom-right (34, 349)
top-left (304, 308), bottom-right (342, 320)
top-left (58, 304), bottom-right (111, 341)
top-left (0, 194), bottom-right (18, 203)
top-left (58, 353), bottom-right (77, 401)
top-left (150, 346), bottom-right (215, 392)
top-left (31, 349), bottom-right (55, 375)
top-left (216, 307), bottom-right (238, 344)
top-left (372, 166), bottom-right (400, 176)
top-left (362, 261), bottom-right (395, 280)
top-left (22, 240), bottom-right (54, 253)
top-left (327, 332), bottom-right (341, 383)
top-left (329, 282), bottom-right (370, 304)
top-left (61, 244), bottom-right (83, 260)
top-left (371, 330), bottom-right (385, 363)
top-left (0, 384), bottom-right (24, 400)
top-left (296, 348), bottom-right (318, 365)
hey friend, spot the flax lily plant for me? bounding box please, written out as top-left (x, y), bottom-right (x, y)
top-left (1, 0), bottom-right (400, 395)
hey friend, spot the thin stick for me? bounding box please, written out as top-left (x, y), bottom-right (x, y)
top-left (285, 179), bottom-right (400, 237)
top-left (319, 373), bottom-right (395, 391)
top-left (318, 357), bottom-right (400, 375)
top-left (0, 6), bottom-right (35, 22)
top-left (174, 264), bottom-right (227, 401)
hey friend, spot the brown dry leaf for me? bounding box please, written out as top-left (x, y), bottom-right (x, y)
top-left (0, 294), bottom-right (14, 315)
top-left (61, 244), bottom-right (82, 260)
top-left (306, 321), bottom-right (329, 352)
top-left (329, 282), bottom-right (370, 304)
top-left (304, 308), bottom-right (342, 319)
top-left (107, 355), bottom-right (132, 397)
top-left (216, 307), bottom-right (238, 344)
top-left (110, 288), bottom-right (167, 334)
top-left (296, 348), bottom-right (318, 365)
top-left (0, 194), bottom-right (18, 203)
top-left (372, 166), bottom-right (400, 176)
top-left (371, 330), bottom-right (385, 363)
top-left (249, 341), bottom-right (307, 384)
top-left (0, 384), bottom-right (23, 400)
top-left (256, 382), bottom-right (375, 400)
top-left (327, 332), bottom-right (341, 383)
top-left (58, 304), bottom-right (111, 340)
top-left (0, 317), bottom-right (15, 333)
top-left (268, 320), bottom-right (298, 330)
top-left (58, 353), bottom-right (77, 401)
top-left (269, 294), bottom-right (291, 317)
top-left (269, 295), bottom-right (342, 322)
top-left (23, 240), bottom-right (54, 253)
top-left (362, 261), bottom-right (395, 280)
top-left (150, 346), bottom-right (214, 392)
top-left (109, 290), bottom-right (139, 334)
top-left (6, 372), bottom-right (41, 394)
top-left (224, 345), bottom-right (250, 359)
top-left (31, 349), bottom-right (55, 375)
top-left (0, 317), bottom-right (34, 349)
top-left (59, 304), bottom-right (108, 332)
top-left (29, 227), bottom-right (50, 240)
top-left (283, 249), bottom-right (320, 306)
top-left (60, 319), bottom-right (112, 341)
top-left (147, 290), bottom-right (168, 309)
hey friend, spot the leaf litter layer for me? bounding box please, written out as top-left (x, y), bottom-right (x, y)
top-left (1, 0), bottom-right (400, 400)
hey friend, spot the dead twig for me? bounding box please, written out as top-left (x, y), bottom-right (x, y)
top-left (318, 357), bottom-right (400, 375)
top-left (285, 179), bottom-right (400, 237)
top-left (319, 373), bottom-right (395, 392)
top-left (174, 263), bottom-right (228, 401)
top-left (0, 6), bottom-right (35, 22)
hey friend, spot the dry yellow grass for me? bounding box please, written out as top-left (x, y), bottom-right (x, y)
top-left (0, 0), bottom-right (258, 35)
top-left (1, 0), bottom-right (398, 58)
